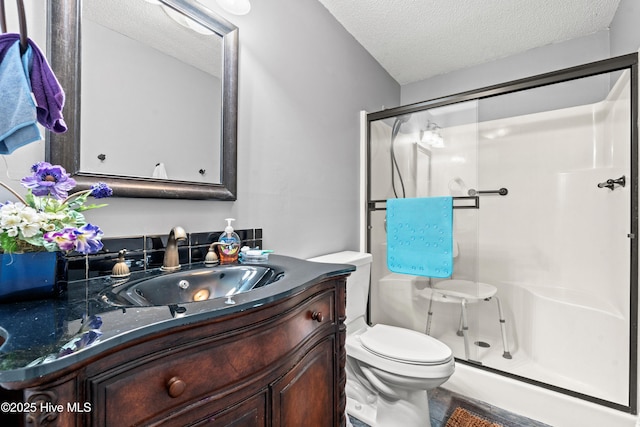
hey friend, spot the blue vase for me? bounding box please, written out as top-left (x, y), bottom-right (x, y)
top-left (0, 252), bottom-right (67, 302)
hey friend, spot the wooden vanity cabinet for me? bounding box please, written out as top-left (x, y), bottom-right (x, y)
top-left (0, 277), bottom-right (347, 427)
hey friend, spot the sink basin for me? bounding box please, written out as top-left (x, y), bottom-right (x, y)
top-left (100, 264), bottom-right (283, 307)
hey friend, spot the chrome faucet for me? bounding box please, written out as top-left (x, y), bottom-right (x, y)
top-left (161, 226), bottom-right (187, 272)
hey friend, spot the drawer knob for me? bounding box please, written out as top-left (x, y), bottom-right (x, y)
top-left (311, 311), bottom-right (324, 322)
top-left (167, 376), bottom-right (186, 398)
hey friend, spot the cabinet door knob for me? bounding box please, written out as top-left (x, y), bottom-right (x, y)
top-left (167, 376), bottom-right (186, 398)
top-left (311, 311), bottom-right (324, 322)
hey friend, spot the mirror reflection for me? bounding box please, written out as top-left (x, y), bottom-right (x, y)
top-left (81, 0), bottom-right (222, 183)
top-left (47, 0), bottom-right (238, 200)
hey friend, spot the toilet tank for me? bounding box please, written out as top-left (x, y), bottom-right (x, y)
top-left (308, 251), bottom-right (372, 326)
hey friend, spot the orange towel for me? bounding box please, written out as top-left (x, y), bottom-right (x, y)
top-left (446, 407), bottom-right (503, 427)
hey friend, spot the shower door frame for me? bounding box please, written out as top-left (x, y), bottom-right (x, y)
top-left (366, 53), bottom-right (639, 414)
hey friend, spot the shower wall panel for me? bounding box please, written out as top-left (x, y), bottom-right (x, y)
top-left (367, 66), bottom-right (634, 410)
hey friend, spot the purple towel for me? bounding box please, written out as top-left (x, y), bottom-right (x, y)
top-left (0, 33), bottom-right (66, 133)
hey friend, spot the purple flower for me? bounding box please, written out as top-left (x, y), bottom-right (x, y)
top-left (90, 182), bottom-right (113, 199)
top-left (55, 314), bottom-right (103, 359)
top-left (78, 329), bottom-right (102, 347)
top-left (43, 227), bottom-right (78, 251)
top-left (80, 315), bottom-right (102, 332)
top-left (43, 224), bottom-right (104, 254)
top-left (74, 223), bottom-right (104, 254)
top-left (21, 162), bottom-right (76, 199)
top-left (57, 347), bottom-right (74, 358)
top-left (57, 329), bottom-right (102, 358)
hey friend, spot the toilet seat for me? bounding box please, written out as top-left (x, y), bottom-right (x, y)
top-left (360, 324), bottom-right (452, 365)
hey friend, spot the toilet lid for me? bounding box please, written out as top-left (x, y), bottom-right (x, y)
top-left (360, 324), bottom-right (452, 365)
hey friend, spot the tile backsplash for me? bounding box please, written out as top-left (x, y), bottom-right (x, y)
top-left (65, 228), bottom-right (263, 282)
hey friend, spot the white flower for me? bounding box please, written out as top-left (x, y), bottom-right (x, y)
top-left (0, 164), bottom-right (111, 254)
top-left (0, 202), bottom-right (21, 216)
top-left (18, 206), bottom-right (42, 224)
top-left (20, 222), bottom-right (41, 238)
top-left (1, 202), bottom-right (28, 217)
top-left (1, 214), bottom-right (21, 228)
top-left (1, 203), bottom-right (43, 238)
top-left (41, 223), bottom-right (56, 232)
top-left (44, 211), bottom-right (66, 221)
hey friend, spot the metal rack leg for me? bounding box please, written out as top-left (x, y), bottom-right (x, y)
top-left (460, 299), bottom-right (471, 360)
top-left (425, 294), bottom-right (434, 335)
top-left (494, 296), bottom-right (512, 359)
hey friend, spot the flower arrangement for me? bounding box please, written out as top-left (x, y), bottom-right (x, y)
top-left (27, 314), bottom-right (103, 367)
top-left (0, 162), bottom-right (112, 254)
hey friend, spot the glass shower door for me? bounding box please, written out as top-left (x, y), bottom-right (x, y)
top-left (474, 70), bottom-right (632, 405)
top-left (366, 56), bottom-right (637, 411)
top-left (367, 100), bottom-right (483, 360)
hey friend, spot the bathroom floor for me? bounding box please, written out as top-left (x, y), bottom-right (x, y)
top-left (348, 387), bottom-right (551, 427)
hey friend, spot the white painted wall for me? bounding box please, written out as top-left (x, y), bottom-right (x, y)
top-left (610, 0), bottom-right (640, 57)
top-left (0, 0), bottom-right (399, 259)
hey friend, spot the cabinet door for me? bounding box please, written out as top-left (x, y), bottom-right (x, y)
top-left (190, 391), bottom-right (267, 427)
top-left (271, 338), bottom-right (336, 427)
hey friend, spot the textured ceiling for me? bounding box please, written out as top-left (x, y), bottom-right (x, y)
top-left (317, 0), bottom-right (622, 85)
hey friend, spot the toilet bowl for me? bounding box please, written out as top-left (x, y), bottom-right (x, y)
top-left (309, 251), bottom-right (455, 427)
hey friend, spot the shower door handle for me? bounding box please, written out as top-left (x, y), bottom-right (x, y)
top-left (597, 175), bottom-right (625, 190)
top-left (467, 188), bottom-right (508, 196)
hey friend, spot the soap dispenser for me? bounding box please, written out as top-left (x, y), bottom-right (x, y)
top-left (218, 218), bottom-right (240, 264)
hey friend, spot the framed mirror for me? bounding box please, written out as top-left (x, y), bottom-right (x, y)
top-left (46, 0), bottom-right (238, 200)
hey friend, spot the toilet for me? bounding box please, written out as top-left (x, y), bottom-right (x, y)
top-left (309, 251), bottom-right (455, 427)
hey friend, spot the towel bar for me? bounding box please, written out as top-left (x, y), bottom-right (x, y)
top-left (0, 0), bottom-right (28, 54)
top-left (452, 196), bottom-right (479, 209)
top-left (369, 196), bottom-right (480, 211)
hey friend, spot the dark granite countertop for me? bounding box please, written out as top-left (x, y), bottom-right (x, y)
top-left (0, 255), bottom-right (354, 385)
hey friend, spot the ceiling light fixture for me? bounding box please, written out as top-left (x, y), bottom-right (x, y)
top-left (420, 121), bottom-right (444, 148)
top-left (161, 5), bottom-right (214, 35)
top-left (215, 0), bottom-right (251, 15)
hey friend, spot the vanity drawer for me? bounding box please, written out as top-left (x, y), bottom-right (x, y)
top-left (91, 289), bottom-right (336, 426)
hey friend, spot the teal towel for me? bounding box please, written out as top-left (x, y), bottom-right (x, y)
top-left (387, 197), bottom-right (453, 278)
top-left (0, 41), bottom-right (41, 154)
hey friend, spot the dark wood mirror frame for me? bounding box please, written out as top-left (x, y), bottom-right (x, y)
top-left (46, 0), bottom-right (238, 200)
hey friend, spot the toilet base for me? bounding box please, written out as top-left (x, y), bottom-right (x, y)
top-left (346, 392), bottom-right (432, 427)
top-left (347, 396), bottom-right (377, 426)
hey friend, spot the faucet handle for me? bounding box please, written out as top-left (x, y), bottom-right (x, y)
top-left (204, 243), bottom-right (220, 266)
top-left (111, 249), bottom-right (131, 279)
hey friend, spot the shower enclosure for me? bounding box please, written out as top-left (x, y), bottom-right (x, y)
top-left (366, 54), bottom-right (638, 414)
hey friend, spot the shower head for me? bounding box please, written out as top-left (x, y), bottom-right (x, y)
top-left (394, 114), bottom-right (411, 124)
top-left (390, 114), bottom-right (411, 199)
top-left (392, 114), bottom-right (412, 137)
